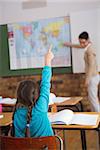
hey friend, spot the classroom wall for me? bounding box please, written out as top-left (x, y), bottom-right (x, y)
top-left (0, 1), bottom-right (100, 24)
top-left (0, 73), bottom-right (90, 111)
top-left (97, 8), bottom-right (100, 71)
top-left (70, 8), bottom-right (100, 73)
top-left (0, 5), bottom-right (2, 22)
top-left (0, 1), bottom-right (100, 112)
top-left (0, 1), bottom-right (100, 73)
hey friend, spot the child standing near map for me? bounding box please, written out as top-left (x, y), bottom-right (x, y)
top-left (11, 45), bottom-right (54, 137)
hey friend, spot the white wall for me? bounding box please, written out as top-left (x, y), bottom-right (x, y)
top-left (0, 5), bottom-right (3, 23)
top-left (0, 2), bottom-right (68, 24)
top-left (0, 1), bottom-right (100, 24)
top-left (0, 1), bottom-right (100, 72)
top-left (97, 9), bottom-right (100, 72)
top-left (70, 9), bottom-right (100, 73)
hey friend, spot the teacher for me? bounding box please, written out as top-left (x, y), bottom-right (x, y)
top-left (63, 31), bottom-right (100, 112)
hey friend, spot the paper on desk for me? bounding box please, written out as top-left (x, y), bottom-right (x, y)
top-left (0, 114), bottom-right (3, 119)
top-left (0, 98), bottom-right (17, 104)
top-left (54, 97), bottom-right (70, 103)
top-left (49, 93), bottom-right (70, 105)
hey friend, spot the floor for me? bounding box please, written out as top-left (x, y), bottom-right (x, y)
top-left (57, 130), bottom-right (99, 150)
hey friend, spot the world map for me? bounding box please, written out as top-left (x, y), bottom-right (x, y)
top-left (8, 16), bottom-right (71, 69)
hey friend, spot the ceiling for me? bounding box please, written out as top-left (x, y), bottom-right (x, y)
top-left (0, 0), bottom-right (100, 3)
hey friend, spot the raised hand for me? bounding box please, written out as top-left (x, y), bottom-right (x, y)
top-left (45, 45), bottom-right (54, 66)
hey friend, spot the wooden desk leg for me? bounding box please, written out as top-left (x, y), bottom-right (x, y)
top-left (98, 128), bottom-right (100, 149)
top-left (63, 130), bottom-right (67, 150)
top-left (80, 130), bottom-right (87, 150)
top-left (96, 127), bottom-right (100, 150)
top-left (51, 104), bottom-right (57, 112)
top-left (74, 105), bottom-right (80, 112)
top-left (79, 101), bottom-right (84, 111)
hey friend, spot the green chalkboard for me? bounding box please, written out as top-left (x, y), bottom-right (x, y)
top-left (0, 25), bottom-right (72, 77)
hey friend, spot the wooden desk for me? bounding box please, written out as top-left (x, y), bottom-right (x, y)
top-left (2, 97), bottom-right (83, 112)
top-left (0, 112), bottom-right (13, 127)
top-left (1, 103), bottom-right (15, 112)
top-left (0, 97), bottom-right (16, 112)
top-left (0, 112), bottom-right (13, 135)
top-left (0, 112), bottom-right (100, 150)
top-left (51, 112), bottom-right (100, 150)
top-left (2, 104), bottom-right (15, 107)
top-left (0, 97), bottom-right (16, 107)
top-left (50, 96), bottom-right (83, 112)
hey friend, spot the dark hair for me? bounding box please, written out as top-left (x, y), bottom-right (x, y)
top-left (78, 31), bottom-right (89, 40)
top-left (11, 80), bottom-right (39, 137)
top-left (17, 80), bottom-right (39, 107)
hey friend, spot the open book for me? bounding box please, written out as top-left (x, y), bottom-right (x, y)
top-left (48, 109), bottom-right (99, 126)
top-left (49, 93), bottom-right (70, 105)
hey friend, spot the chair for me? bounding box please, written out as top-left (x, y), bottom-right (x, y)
top-left (0, 135), bottom-right (63, 150)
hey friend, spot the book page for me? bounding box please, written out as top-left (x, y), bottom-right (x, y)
top-left (49, 93), bottom-right (70, 105)
top-left (49, 109), bottom-right (74, 125)
top-left (70, 114), bottom-right (99, 126)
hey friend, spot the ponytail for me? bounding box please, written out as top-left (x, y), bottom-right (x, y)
top-left (25, 105), bottom-right (33, 137)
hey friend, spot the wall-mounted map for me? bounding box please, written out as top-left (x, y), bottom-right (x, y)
top-left (8, 16), bottom-right (71, 70)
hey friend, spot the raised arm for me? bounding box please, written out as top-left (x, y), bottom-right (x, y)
top-left (35, 45), bottom-right (54, 112)
top-left (63, 42), bottom-right (82, 49)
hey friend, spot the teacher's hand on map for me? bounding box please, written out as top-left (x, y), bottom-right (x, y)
top-left (63, 42), bottom-right (72, 47)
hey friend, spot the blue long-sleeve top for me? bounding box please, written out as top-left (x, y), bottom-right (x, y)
top-left (13, 66), bottom-right (54, 137)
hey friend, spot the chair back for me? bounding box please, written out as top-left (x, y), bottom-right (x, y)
top-left (0, 135), bottom-right (63, 150)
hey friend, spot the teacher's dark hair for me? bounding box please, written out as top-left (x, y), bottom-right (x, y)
top-left (78, 31), bottom-right (89, 40)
